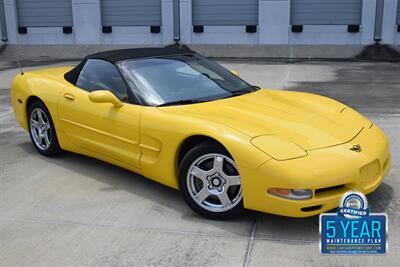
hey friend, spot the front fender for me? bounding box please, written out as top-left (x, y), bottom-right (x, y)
top-left (11, 72), bottom-right (66, 131)
top-left (139, 107), bottom-right (271, 189)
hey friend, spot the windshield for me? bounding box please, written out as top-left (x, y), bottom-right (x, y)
top-left (117, 54), bottom-right (255, 106)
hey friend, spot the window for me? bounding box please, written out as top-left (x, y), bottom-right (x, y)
top-left (76, 59), bottom-right (128, 102)
top-left (118, 54), bottom-right (254, 106)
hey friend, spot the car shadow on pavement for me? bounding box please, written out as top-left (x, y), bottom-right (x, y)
top-left (17, 141), bottom-right (257, 236)
top-left (17, 141), bottom-right (395, 242)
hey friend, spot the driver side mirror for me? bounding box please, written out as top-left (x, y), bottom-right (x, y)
top-left (89, 90), bottom-right (123, 108)
top-left (231, 70), bottom-right (240, 77)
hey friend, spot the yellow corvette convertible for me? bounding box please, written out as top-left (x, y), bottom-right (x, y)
top-left (11, 47), bottom-right (391, 219)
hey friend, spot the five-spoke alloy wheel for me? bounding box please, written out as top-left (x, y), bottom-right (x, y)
top-left (179, 143), bottom-right (244, 219)
top-left (30, 108), bottom-right (52, 150)
top-left (28, 101), bottom-right (61, 156)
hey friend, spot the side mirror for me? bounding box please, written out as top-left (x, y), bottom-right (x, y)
top-left (231, 70), bottom-right (240, 77)
top-left (89, 90), bottom-right (123, 108)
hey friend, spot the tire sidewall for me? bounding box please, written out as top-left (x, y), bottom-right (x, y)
top-left (179, 143), bottom-right (244, 220)
top-left (28, 101), bottom-right (61, 156)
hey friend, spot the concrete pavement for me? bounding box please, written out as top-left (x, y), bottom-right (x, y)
top-left (0, 59), bottom-right (399, 266)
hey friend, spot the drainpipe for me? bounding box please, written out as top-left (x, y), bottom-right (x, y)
top-left (0, 0), bottom-right (7, 42)
top-left (374, 0), bottom-right (384, 43)
top-left (173, 0), bottom-right (180, 42)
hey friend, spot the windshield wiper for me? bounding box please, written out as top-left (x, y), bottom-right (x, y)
top-left (218, 87), bottom-right (259, 101)
top-left (156, 99), bottom-right (204, 107)
top-left (228, 88), bottom-right (258, 97)
top-left (230, 90), bottom-right (252, 96)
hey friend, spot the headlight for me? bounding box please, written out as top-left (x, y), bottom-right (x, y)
top-left (251, 135), bottom-right (307, 160)
top-left (268, 188), bottom-right (312, 200)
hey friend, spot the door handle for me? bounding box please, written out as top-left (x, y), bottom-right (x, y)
top-left (64, 93), bottom-right (75, 101)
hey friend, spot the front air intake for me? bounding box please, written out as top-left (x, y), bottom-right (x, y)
top-left (315, 184), bottom-right (346, 196)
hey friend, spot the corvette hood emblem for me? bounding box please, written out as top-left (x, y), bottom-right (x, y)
top-left (350, 144), bottom-right (362, 152)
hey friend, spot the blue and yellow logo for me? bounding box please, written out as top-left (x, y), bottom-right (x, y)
top-left (320, 191), bottom-right (387, 254)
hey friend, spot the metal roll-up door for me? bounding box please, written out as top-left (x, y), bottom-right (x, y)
top-left (101, 0), bottom-right (162, 26)
top-left (291, 0), bottom-right (362, 25)
top-left (16, 0), bottom-right (73, 27)
top-left (192, 0), bottom-right (258, 26)
top-left (397, 0), bottom-right (400, 25)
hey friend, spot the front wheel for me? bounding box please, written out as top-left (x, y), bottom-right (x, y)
top-left (28, 101), bottom-right (62, 156)
top-left (179, 143), bottom-right (244, 219)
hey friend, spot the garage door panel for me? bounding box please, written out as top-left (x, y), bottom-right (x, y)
top-left (397, 1), bottom-right (400, 24)
top-left (17, 1), bottom-right (71, 9)
top-left (192, 0), bottom-right (258, 26)
top-left (291, 0), bottom-right (362, 25)
top-left (101, 0), bottom-right (162, 26)
top-left (16, 0), bottom-right (73, 27)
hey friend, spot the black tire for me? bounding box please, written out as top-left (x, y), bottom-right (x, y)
top-left (27, 101), bottom-right (62, 156)
top-left (179, 142), bottom-right (244, 220)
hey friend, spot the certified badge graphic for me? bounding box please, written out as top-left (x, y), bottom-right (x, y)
top-left (320, 191), bottom-right (388, 254)
top-left (338, 191), bottom-right (369, 219)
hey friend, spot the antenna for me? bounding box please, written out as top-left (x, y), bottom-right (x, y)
top-left (16, 59), bottom-right (24, 75)
top-left (11, 48), bottom-right (24, 75)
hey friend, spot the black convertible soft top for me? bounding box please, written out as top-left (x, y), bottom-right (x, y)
top-left (87, 46), bottom-right (193, 63)
top-left (64, 45), bottom-right (194, 85)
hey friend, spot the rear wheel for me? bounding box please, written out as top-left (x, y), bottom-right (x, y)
top-left (179, 143), bottom-right (244, 219)
top-left (28, 101), bottom-right (62, 156)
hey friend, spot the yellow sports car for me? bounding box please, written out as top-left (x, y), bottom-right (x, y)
top-left (11, 47), bottom-right (391, 219)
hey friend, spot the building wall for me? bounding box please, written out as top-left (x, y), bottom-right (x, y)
top-left (0, 0), bottom-right (5, 42)
top-left (4, 0), bottom-right (174, 45)
top-left (381, 0), bottom-right (400, 44)
top-left (2, 0), bottom-right (400, 45)
top-left (0, 16), bottom-right (2, 42)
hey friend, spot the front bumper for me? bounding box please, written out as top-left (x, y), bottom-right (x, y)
top-left (241, 124), bottom-right (391, 217)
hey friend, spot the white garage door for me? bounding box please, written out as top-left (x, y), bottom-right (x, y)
top-left (101, 0), bottom-right (162, 26)
top-left (291, 0), bottom-right (362, 25)
top-left (192, 0), bottom-right (258, 26)
top-left (16, 0), bottom-right (73, 27)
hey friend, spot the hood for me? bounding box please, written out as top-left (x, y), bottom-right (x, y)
top-left (164, 89), bottom-right (369, 150)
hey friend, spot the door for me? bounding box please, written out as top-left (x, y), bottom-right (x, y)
top-left (16, 0), bottom-right (73, 27)
top-left (192, 0), bottom-right (258, 26)
top-left (397, 1), bottom-right (400, 25)
top-left (290, 0), bottom-right (362, 25)
top-left (101, 0), bottom-right (162, 26)
top-left (58, 59), bottom-right (142, 169)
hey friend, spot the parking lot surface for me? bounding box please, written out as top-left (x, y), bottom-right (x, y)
top-left (0, 59), bottom-right (399, 266)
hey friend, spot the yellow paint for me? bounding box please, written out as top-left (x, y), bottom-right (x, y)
top-left (88, 90), bottom-right (123, 108)
top-left (11, 66), bottom-right (391, 217)
top-left (251, 135), bottom-right (308, 160)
